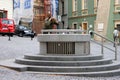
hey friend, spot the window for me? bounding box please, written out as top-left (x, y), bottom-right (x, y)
top-left (2, 20), bottom-right (8, 24)
top-left (62, 1), bottom-right (64, 15)
top-left (34, 8), bottom-right (40, 16)
top-left (72, 0), bottom-right (78, 16)
top-left (117, 24), bottom-right (120, 31)
top-left (115, 21), bottom-right (120, 31)
top-left (2, 20), bottom-right (13, 24)
top-left (72, 0), bottom-right (77, 11)
top-left (82, 0), bottom-right (88, 9)
top-left (94, 0), bottom-right (99, 7)
top-left (72, 22), bottom-right (78, 29)
top-left (115, 0), bottom-right (120, 12)
top-left (74, 24), bottom-right (77, 29)
top-left (115, 0), bottom-right (120, 4)
top-left (94, 0), bottom-right (99, 13)
top-left (24, 0), bottom-right (31, 9)
top-left (81, 0), bottom-right (88, 15)
top-left (8, 20), bottom-right (13, 24)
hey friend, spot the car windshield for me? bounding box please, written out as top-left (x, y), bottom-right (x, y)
top-left (19, 26), bottom-right (30, 30)
top-left (2, 20), bottom-right (13, 24)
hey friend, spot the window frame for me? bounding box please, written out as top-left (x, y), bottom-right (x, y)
top-left (82, 0), bottom-right (88, 10)
top-left (72, 0), bottom-right (78, 12)
top-left (94, 0), bottom-right (99, 8)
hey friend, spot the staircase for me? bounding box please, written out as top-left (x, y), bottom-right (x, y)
top-left (14, 54), bottom-right (120, 77)
top-left (1, 30), bottom-right (119, 77)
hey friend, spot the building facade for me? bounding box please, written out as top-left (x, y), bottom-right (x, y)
top-left (13, 0), bottom-right (52, 34)
top-left (0, 0), bottom-right (13, 19)
top-left (33, 0), bottom-right (59, 34)
top-left (59, 0), bottom-right (68, 29)
top-left (68, 0), bottom-right (120, 40)
top-left (33, 0), bottom-right (45, 34)
top-left (68, 0), bottom-right (97, 37)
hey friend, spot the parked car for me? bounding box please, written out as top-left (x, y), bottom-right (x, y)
top-left (0, 18), bottom-right (15, 36)
top-left (15, 25), bottom-right (36, 37)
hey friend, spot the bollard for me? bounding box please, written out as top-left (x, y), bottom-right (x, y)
top-left (31, 36), bottom-right (33, 40)
top-left (31, 33), bottom-right (34, 40)
top-left (31, 31), bottom-right (35, 40)
top-left (8, 29), bottom-right (11, 41)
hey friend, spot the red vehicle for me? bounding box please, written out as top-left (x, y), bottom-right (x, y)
top-left (0, 18), bottom-right (15, 36)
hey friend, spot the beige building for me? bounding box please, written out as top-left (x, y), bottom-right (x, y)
top-left (68, 0), bottom-right (120, 41)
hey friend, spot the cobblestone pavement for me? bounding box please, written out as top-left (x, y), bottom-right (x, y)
top-left (0, 36), bottom-right (120, 80)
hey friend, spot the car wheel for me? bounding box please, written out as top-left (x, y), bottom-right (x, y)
top-left (2, 34), bottom-right (5, 36)
top-left (19, 33), bottom-right (23, 37)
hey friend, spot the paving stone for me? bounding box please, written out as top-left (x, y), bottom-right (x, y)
top-left (0, 36), bottom-right (120, 80)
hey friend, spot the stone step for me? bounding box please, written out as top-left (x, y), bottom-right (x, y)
top-left (25, 68), bottom-right (120, 77)
top-left (15, 58), bottom-right (113, 66)
top-left (1, 55), bottom-right (120, 77)
top-left (24, 54), bottom-right (103, 61)
top-left (26, 62), bottom-right (120, 72)
top-left (1, 59), bottom-right (120, 77)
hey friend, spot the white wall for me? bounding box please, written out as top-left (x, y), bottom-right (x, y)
top-left (0, 0), bottom-right (13, 19)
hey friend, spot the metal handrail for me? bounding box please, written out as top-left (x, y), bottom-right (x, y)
top-left (91, 31), bottom-right (118, 60)
top-left (91, 39), bottom-right (115, 52)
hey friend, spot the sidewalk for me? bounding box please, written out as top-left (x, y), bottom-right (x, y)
top-left (0, 36), bottom-right (120, 80)
top-left (90, 41), bottom-right (120, 61)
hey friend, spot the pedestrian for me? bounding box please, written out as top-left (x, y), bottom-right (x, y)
top-left (67, 27), bottom-right (70, 29)
top-left (113, 28), bottom-right (119, 46)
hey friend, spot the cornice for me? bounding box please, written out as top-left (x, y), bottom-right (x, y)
top-left (69, 14), bottom-right (96, 19)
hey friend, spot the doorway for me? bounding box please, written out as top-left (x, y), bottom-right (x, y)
top-left (72, 22), bottom-right (78, 29)
top-left (82, 22), bottom-right (88, 34)
top-left (117, 24), bottom-right (120, 31)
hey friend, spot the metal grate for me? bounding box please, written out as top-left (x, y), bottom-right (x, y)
top-left (47, 42), bottom-right (75, 54)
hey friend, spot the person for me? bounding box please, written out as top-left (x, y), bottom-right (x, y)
top-left (113, 28), bottom-right (119, 46)
top-left (50, 17), bottom-right (58, 29)
top-left (67, 27), bottom-right (70, 29)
